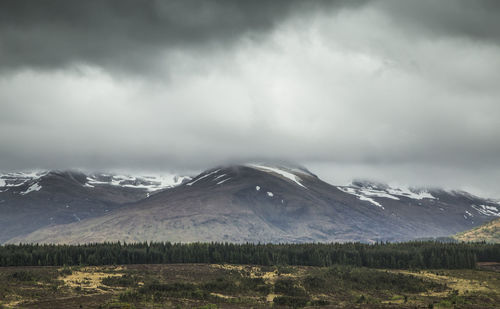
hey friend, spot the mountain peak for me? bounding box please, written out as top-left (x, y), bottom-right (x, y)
top-left (184, 163), bottom-right (317, 190)
top-left (3, 163), bottom-right (500, 244)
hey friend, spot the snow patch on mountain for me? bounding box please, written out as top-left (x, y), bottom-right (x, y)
top-left (186, 169), bottom-right (220, 186)
top-left (213, 174), bottom-right (226, 181)
top-left (386, 187), bottom-right (435, 200)
top-left (217, 178), bottom-right (230, 185)
top-left (246, 164), bottom-right (307, 189)
top-left (359, 188), bottom-right (400, 200)
top-left (86, 173), bottom-right (190, 192)
top-left (0, 171), bottom-right (48, 187)
top-left (338, 181), bottom-right (436, 208)
top-left (20, 183), bottom-right (42, 195)
top-left (471, 204), bottom-right (500, 217)
top-left (359, 195), bottom-right (383, 208)
top-left (337, 187), bottom-right (385, 209)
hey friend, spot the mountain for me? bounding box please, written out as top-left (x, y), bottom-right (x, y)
top-left (0, 170), bottom-right (190, 243)
top-left (5, 164), bottom-right (500, 244)
top-left (454, 217), bottom-right (500, 243)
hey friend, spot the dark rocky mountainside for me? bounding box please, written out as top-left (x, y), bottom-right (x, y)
top-left (4, 164), bottom-right (499, 244)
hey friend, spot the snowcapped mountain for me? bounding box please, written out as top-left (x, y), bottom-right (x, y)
top-left (0, 170), bottom-right (190, 195)
top-left (5, 164), bottom-right (499, 244)
top-left (0, 170), bottom-right (190, 243)
top-left (0, 171), bottom-right (49, 194)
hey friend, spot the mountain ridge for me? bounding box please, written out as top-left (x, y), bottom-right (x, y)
top-left (0, 170), bottom-right (191, 243)
top-left (4, 163), bottom-right (499, 244)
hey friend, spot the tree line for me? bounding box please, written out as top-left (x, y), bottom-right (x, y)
top-left (0, 241), bottom-right (498, 269)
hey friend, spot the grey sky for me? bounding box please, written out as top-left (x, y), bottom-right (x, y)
top-left (1, 0), bottom-right (500, 197)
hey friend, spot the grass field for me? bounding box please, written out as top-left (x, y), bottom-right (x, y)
top-left (0, 263), bottom-right (499, 308)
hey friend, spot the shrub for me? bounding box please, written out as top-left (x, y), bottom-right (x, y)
top-left (59, 267), bottom-right (73, 276)
top-left (303, 275), bottom-right (326, 290)
top-left (310, 299), bottom-right (330, 306)
top-left (274, 278), bottom-right (307, 297)
top-left (273, 296), bottom-right (309, 308)
top-left (119, 290), bottom-right (142, 302)
top-left (102, 275), bottom-right (137, 287)
top-left (9, 270), bottom-right (35, 282)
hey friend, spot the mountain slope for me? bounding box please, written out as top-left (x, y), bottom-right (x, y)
top-left (0, 170), bottom-right (189, 243)
top-left (454, 218), bottom-right (500, 243)
top-left (8, 164), bottom-right (499, 244)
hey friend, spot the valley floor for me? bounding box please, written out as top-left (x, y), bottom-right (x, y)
top-left (0, 263), bottom-right (499, 308)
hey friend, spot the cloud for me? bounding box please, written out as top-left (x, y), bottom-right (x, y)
top-left (0, 0), bottom-right (365, 75)
top-left (373, 0), bottom-right (500, 44)
top-left (1, 1), bottom-right (500, 197)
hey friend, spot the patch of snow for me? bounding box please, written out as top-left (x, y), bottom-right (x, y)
top-left (213, 174), bottom-right (226, 181)
top-left (0, 171), bottom-right (48, 188)
top-left (85, 177), bottom-right (108, 185)
top-left (342, 182), bottom-right (435, 206)
top-left (386, 187), bottom-right (435, 200)
top-left (217, 178), bottom-right (231, 185)
top-left (86, 173), bottom-right (190, 192)
top-left (337, 187), bottom-right (385, 209)
top-left (359, 189), bottom-right (400, 200)
top-left (471, 204), bottom-right (500, 217)
top-left (247, 164), bottom-right (307, 189)
top-left (288, 167), bottom-right (315, 176)
top-left (186, 170), bottom-right (220, 186)
top-left (267, 192), bottom-right (274, 197)
top-left (145, 174), bottom-right (192, 189)
top-left (256, 186), bottom-right (260, 191)
top-left (73, 214), bottom-right (81, 222)
top-left (19, 183), bottom-right (42, 195)
top-left (465, 210), bottom-right (473, 217)
top-left (359, 196), bottom-right (384, 209)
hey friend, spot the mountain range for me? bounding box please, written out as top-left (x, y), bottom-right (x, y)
top-left (1, 164), bottom-right (499, 244)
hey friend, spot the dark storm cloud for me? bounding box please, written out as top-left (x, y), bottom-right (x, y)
top-left (0, 0), bottom-right (366, 73)
top-left (373, 0), bottom-right (500, 44)
top-left (1, 0), bottom-right (499, 74)
top-left (1, 1), bottom-right (500, 197)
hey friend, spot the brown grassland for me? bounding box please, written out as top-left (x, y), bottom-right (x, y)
top-left (0, 263), bottom-right (499, 308)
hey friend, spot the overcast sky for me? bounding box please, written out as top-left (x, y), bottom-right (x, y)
top-left (1, 0), bottom-right (500, 197)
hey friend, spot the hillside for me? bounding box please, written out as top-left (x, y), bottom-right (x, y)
top-left (454, 218), bottom-right (500, 243)
top-left (6, 164), bottom-right (500, 244)
top-left (0, 170), bottom-right (190, 243)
